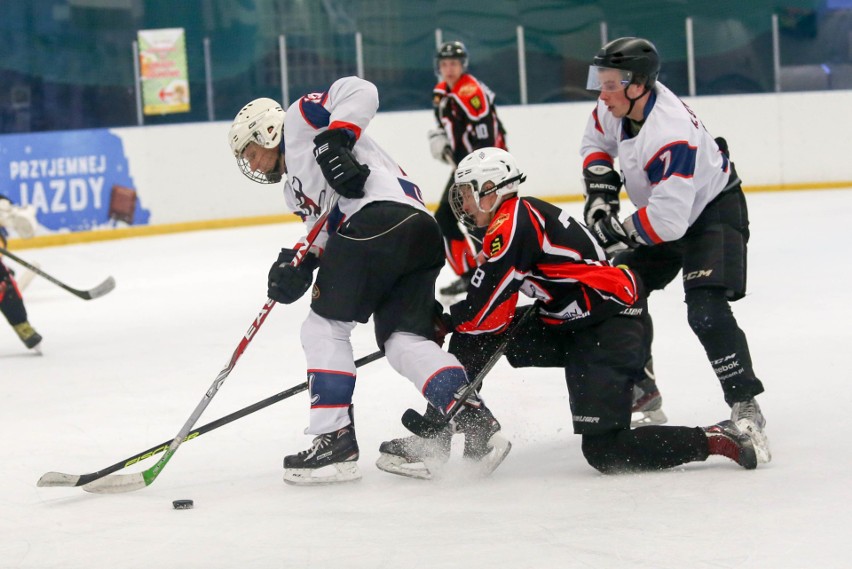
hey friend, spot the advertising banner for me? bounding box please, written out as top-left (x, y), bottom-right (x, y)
top-left (0, 129), bottom-right (150, 233)
top-left (138, 27), bottom-right (190, 115)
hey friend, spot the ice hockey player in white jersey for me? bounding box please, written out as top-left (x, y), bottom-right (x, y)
top-left (228, 76), bottom-right (511, 485)
top-left (0, 193), bottom-right (42, 350)
top-left (580, 37), bottom-right (770, 463)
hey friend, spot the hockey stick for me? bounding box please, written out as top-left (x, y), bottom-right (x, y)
top-left (80, 196), bottom-right (340, 494)
top-left (0, 245), bottom-right (115, 300)
top-left (401, 304), bottom-right (537, 437)
top-left (37, 349), bottom-right (385, 488)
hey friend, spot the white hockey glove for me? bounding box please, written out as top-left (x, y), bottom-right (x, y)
top-left (582, 164), bottom-right (622, 227)
top-left (428, 128), bottom-right (453, 164)
top-left (0, 199), bottom-right (37, 239)
top-left (591, 214), bottom-right (645, 255)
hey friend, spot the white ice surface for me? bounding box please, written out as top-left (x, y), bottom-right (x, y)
top-left (2, 190), bottom-right (850, 568)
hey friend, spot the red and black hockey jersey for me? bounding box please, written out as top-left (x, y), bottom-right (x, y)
top-left (450, 196), bottom-right (641, 334)
top-left (433, 73), bottom-right (507, 164)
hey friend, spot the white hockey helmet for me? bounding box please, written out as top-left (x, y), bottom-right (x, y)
top-left (450, 147), bottom-right (526, 229)
top-left (228, 97), bottom-right (286, 184)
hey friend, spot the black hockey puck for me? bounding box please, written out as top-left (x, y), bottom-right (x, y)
top-left (172, 499), bottom-right (194, 510)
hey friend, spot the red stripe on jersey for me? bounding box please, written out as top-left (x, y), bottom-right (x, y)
top-left (522, 201), bottom-right (545, 246)
top-left (433, 81), bottom-right (449, 96)
top-left (456, 294), bottom-right (517, 335)
top-left (450, 74), bottom-right (490, 119)
top-left (592, 107), bottom-right (604, 134)
top-left (328, 120), bottom-right (363, 140)
top-left (537, 263), bottom-right (638, 304)
top-left (636, 207), bottom-right (663, 244)
top-left (583, 151), bottom-right (614, 169)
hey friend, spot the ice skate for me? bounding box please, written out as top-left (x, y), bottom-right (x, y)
top-left (731, 398), bottom-right (771, 464)
top-left (703, 420), bottom-right (757, 470)
top-left (376, 406), bottom-right (452, 480)
top-left (450, 400), bottom-right (511, 476)
top-left (13, 321), bottom-right (42, 351)
top-left (630, 360), bottom-right (667, 427)
top-left (283, 424), bottom-right (361, 485)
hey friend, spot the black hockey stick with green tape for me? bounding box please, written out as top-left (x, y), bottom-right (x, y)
top-left (0, 245), bottom-right (115, 300)
top-left (36, 349), bottom-right (385, 488)
top-left (68, 196), bottom-right (340, 494)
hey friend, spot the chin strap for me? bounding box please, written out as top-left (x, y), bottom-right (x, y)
top-left (624, 85), bottom-right (650, 118)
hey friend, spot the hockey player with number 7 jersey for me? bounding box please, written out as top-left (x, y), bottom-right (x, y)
top-left (579, 37), bottom-right (770, 463)
top-left (228, 76), bottom-right (511, 485)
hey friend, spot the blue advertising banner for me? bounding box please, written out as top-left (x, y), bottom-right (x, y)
top-left (0, 129), bottom-right (150, 232)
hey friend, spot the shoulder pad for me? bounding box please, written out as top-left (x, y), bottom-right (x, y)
top-left (482, 207), bottom-right (516, 259)
top-left (451, 75), bottom-right (489, 119)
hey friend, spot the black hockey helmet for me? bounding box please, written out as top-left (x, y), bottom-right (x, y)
top-left (593, 37), bottom-right (660, 88)
top-left (436, 40), bottom-right (469, 71)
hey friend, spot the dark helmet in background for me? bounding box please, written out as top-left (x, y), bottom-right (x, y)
top-left (592, 37), bottom-right (660, 89)
top-left (435, 40), bottom-right (469, 73)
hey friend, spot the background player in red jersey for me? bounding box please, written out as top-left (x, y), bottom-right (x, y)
top-left (0, 193), bottom-right (42, 350)
top-left (428, 41), bottom-right (508, 298)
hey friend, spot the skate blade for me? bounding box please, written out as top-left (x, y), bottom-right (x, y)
top-left (631, 408), bottom-right (668, 427)
top-left (375, 454), bottom-right (434, 480)
top-left (283, 461), bottom-right (362, 486)
top-left (467, 434), bottom-right (512, 477)
top-left (736, 419), bottom-right (772, 464)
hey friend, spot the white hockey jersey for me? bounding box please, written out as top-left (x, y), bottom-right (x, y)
top-left (580, 82), bottom-right (734, 244)
top-left (282, 76), bottom-right (430, 252)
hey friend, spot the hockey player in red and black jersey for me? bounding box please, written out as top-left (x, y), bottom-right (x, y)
top-left (580, 37), bottom-right (769, 464)
top-left (0, 193), bottom-right (42, 351)
top-left (377, 148), bottom-right (760, 479)
top-left (428, 41), bottom-right (508, 298)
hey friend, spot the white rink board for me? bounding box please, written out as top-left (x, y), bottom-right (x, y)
top-left (113, 88), bottom-right (851, 225)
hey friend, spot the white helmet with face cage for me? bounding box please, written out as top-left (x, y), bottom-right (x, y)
top-left (228, 97), bottom-right (286, 183)
top-left (450, 147), bottom-right (526, 229)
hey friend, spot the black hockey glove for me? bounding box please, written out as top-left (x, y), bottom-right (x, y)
top-left (591, 214), bottom-right (639, 255)
top-left (313, 128), bottom-right (370, 199)
top-left (267, 248), bottom-right (320, 305)
top-left (582, 164), bottom-right (622, 227)
top-left (433, 300), bottom-right (455, 347)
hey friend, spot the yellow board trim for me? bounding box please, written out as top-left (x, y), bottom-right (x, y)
top-left (6, 181), bottom-right (852, 251)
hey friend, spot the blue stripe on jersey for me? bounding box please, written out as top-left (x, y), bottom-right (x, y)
top-left (309, 370), bottom-right (355, 409)
top-left (645, 141), bottom-right (697, 185)
top-left (630, 211), bottom-right (656, 245)
top-left (397, 178), bottom-right (425, 205)
top-left (299, 96), bottom-right (331, 129)
top-left (422, 366), bottom-right (468, 411)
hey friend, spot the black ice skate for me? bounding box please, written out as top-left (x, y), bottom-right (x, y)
top-left (13, 321), bottom-right (42, 351)
top-left (703, 420), bottom-right (757, 470)
top-left (376, 405), bottom-right (452, 480)
top-left (449, 398), bottom-right (511, 475)
top-left (283, 424), bottom-right (361, 485)
top-left (630, 359), bottom-right (667, 427)
top-left (731, 398), bottom-right (771, 464)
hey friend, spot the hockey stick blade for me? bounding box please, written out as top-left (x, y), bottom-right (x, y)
top-left (401, 305), bottom-right (537, 438)
top-left (36, 384), bottom-right (310, 488)
top-left (78, 275), bottom-right (116, 299)
top-left (0, 245), bottom-right (115, 300)
top-left (77, 196), bottom-right (342, 495)
top-left (37, 349), bottom-right (385, 489)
